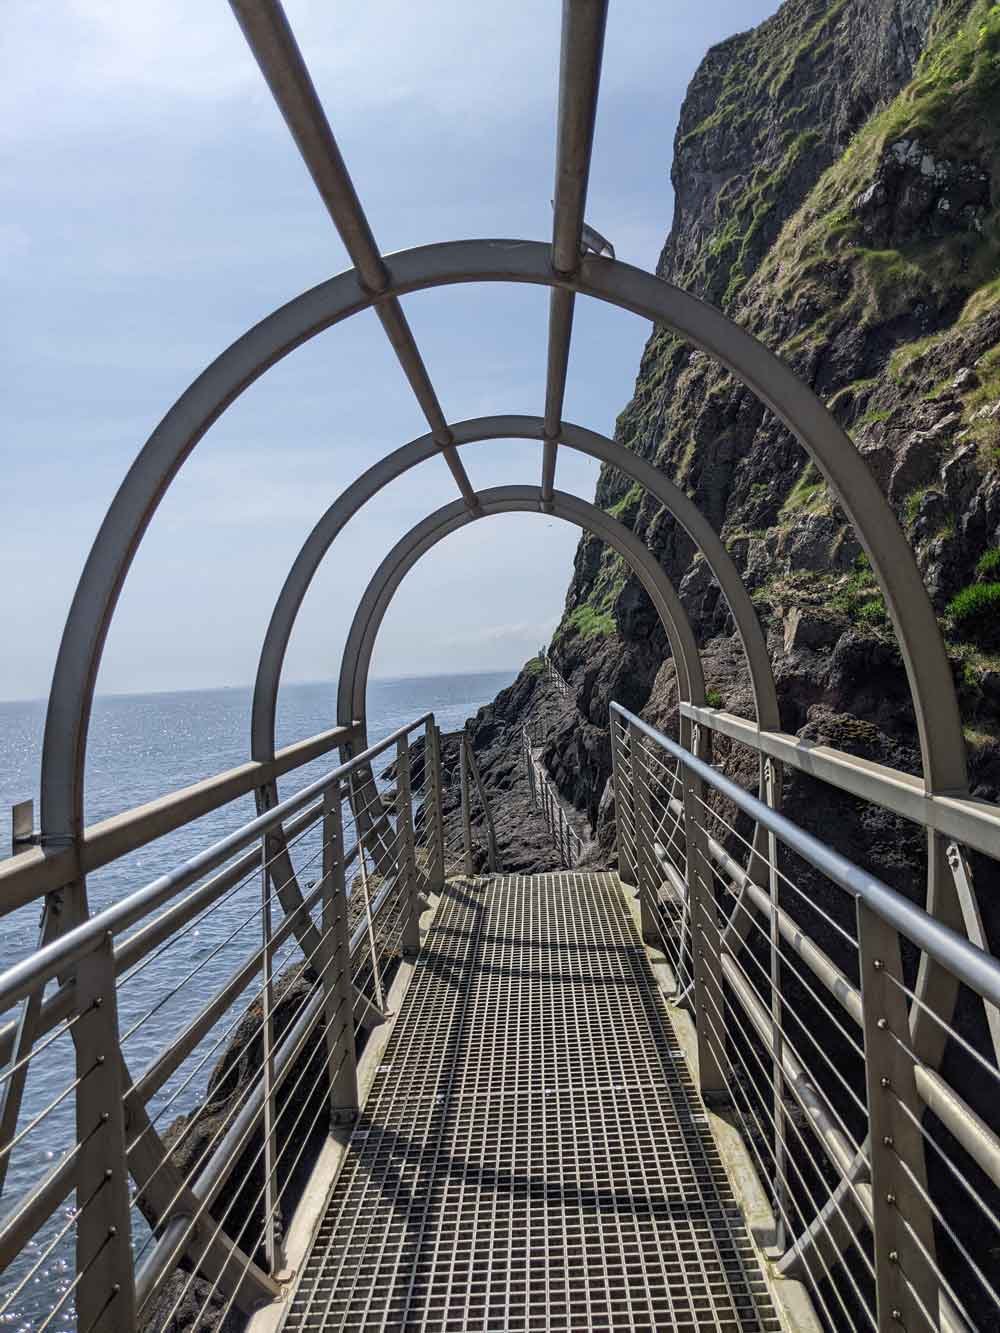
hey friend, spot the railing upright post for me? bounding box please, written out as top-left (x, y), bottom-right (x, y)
top-left (396, 737), bottom-right (421, 955)
top-left (74, 932), bottom-right (136, 1332)
top-left (321, 784), bottom-right (358, 1121)
top-left (427, 722), bottom-right (446, 893)
top-left (459, 735), bottom-right (474, 877)
top-left (260, 832), bottom-right (282, 1275)
top-left (763, 757), bottom-right (788, 1251)
top-left (524, 730), bottom-right (538, 809)
top-left (610, 710), bottom-right (637, 887)
top-left (856, 901), bottom-right (938, 1330)
top-left (679, 743), bottom-right (727, 1099)
top-left (628, 722), bottom-right (657, 945)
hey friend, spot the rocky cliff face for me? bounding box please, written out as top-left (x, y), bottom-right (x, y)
top-left (517, 0), bottom-right (1000, 883)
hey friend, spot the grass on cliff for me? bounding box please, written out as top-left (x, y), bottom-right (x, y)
top-left (947, 581), bottom-right (1000, 642)
top-left (757, 1), bottom-right (1000, 345)
top-left (780, 460), bottom-right (829, 517)
top-left (562, 605), bottom-right (616, 640)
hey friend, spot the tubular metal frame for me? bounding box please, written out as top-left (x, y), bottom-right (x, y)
top-left (610, 702), bottom-right (1000, 1332)
top-left (4, 0), bottom-right (998, 1326)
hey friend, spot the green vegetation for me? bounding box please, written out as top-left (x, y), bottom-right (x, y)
top-left (829, 553), bottom-right (889, 624)
top-left (976, 548), bottom-right (1000, 579)
top-left (888, 333), bottom-right (948, 380)
top-left (780, 460), bottom-right (829, 516)
top-left (902, 487), bottom-right (955, 540)
top-left (524, 656), bottom-right (546, 677)
top-left (855, 598), bottom-right (890, 627)
top-left (705, 688), bottom-right (724, 709)
top-left (564, 605), bottom-right (616, 640)
top-left (856, 406), bottom-right (892, 428)
top-left (755, 1), bottom-right (1000, 355)
top-left (606, 483), bottom-right (643, 522)
top-left (694, 128), bottom-right (824, 307)
top-left (946, 581), bottom-right (1000, 642)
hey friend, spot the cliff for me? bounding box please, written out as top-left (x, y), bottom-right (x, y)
top-left (484, 0), bottom-right (1000, 881)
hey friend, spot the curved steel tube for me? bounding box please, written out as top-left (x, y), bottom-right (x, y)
top-left (250, 415), bottom-right (779, 765)
top-left (335, 487), bottom-right (705, 740)
top-left (41, 238), bottom-right (965, 862)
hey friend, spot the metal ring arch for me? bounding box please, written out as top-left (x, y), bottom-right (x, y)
top-left (39, 239), bottom-right (968, 946)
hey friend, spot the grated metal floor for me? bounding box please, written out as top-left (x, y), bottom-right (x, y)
top-left (281, 872), bottom-right (781, 1332)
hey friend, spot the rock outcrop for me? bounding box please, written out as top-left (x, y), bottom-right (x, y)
top-left (467, 0), bottom-right (1000, 902)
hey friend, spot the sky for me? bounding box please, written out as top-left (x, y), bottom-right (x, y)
top-left (1, 0), bottom-right (782, 703)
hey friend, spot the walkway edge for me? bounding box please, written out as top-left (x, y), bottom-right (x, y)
top-left (246, 888), bottom-right (447, 1333)
top-left (614, 877), bottom-right (824, 1333)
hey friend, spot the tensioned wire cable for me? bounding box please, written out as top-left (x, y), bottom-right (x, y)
top-left (692, 911), bottom-right (876, 1247)
top-left (132, 851), bottom-right (411, 1266)
top-left (124, 874), bottom-right (329, 1156)
top-left (700, 865), bottom-right (869, 1111)
top-left (133, 925), bottom-right (352, 1300)
top-left (709, 855), bottom-right (868, 1061)
top-left (692, 899), bottom-right (870, 1195)
top-left (691, 937), bottom-right (878, 1321)
top-left (694, 986), bottom-right (874, 1333)
top-left (128, 902), bottom-right (347, 1232)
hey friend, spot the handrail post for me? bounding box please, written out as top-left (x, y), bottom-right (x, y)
top-left (459, 735), bottom-right (474, 877)
top-left (628, 722), bottom-right (657, 945)
top-left (763, 756), bottom-right (788, 1251)
top-left (610, 710), bottom-right (636, 888)
top-left (396, 737), bottom-right (421, 955)
top-left (857, 901), bottom-right (938, 1329)
top-left (524, 729), bottom-right (538, 808)
top-left (260, 832), bottom-right (282, 1275)
top-left (678, 742), bottom-right (727, 1099)
top-left (427, 722), bottom-right (446, 894)
top-left (321, 785), bottom-right (358, 1122)
top-left (74, 931), bottom-right (136, 1331)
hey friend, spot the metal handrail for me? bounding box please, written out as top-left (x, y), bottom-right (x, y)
top-left (0, 721), bottom-right (360, 915)
top-left (610, 701), bottom-right (1000, 1329)
top-left (0, 713), bottom-right (432, 1016)
top-left (613, 703), bottom-right (1000, 1008)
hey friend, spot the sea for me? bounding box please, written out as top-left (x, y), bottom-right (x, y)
top-left (0, 671), bottom-right (515, 1330)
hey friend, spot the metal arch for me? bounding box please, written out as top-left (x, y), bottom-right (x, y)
top-left (334, 487), bottom-right (705, 741)
top-left (39, 238), bottom-right (967, 933)
top-left (247, 419), bottom-right (776, 987)
top-left (249, 415), bottom-right (779, 769)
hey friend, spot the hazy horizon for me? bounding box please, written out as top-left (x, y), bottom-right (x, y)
top-left (0, 664), bottom-right (526, 709)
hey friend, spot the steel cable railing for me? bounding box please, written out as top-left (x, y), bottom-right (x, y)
top-left (0, 711), bottom-right (443, 1333)
top-left (522, 725), bottom-right (585, 868)
top-left (610, 700), bottom-right (1000, 1333)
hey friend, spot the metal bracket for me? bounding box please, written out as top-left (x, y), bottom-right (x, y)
top-left (11, 800), bottom-right (38, 852)
top-left (353, 987), bottom-right (391, 1033)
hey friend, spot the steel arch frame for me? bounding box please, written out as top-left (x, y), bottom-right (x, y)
top-left (39, 240), bottom-right (967, 862)
top-left (247, 417), bottom-right (778, 994)
top-left (249, 413), bottom-right (781, 765)
top-left (334, 486), bottom-right (705, 735)
top-left (32, 236), bottom-right (974, 1303)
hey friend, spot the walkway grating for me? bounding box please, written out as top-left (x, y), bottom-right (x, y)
top-left (281, 872), bottom-right (781, 1332)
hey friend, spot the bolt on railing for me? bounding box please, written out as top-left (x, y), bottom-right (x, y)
top-left (0, 713), bottom-right (444, 1333)
top-left (610, 701), bottom-right (1000, 1333)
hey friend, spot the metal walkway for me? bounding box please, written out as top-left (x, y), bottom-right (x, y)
top-left (281, 872), bottom-right (780, 1332)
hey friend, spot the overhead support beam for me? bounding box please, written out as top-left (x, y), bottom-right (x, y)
top-left (542, 0), bottom-right (609, 502)
top-left (227, 0), bottom-right (478, 511)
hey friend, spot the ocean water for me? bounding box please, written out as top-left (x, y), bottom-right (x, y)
top-left (0, 671), bottom-right (514, 1330)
